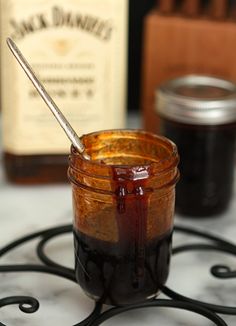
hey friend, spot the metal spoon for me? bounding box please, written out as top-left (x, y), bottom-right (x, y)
top-left (6, 37), bottom-right (90, 160)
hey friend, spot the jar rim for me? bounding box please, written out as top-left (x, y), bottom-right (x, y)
top-left (156, 75), bottom-right (236, 125)
top-left (70, 129), bottom-right (178, 173)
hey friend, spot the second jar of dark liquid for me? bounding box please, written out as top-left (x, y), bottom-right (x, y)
top-left (156, 75), bottom-right (236, 217)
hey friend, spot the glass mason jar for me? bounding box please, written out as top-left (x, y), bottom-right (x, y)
top-left (156, 75), bottom-right (236, 217)
top-left (68, 129), bottom-right (179, 305)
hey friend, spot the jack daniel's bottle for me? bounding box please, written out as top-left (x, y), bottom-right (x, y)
top-left (0, 0), bottom-right (128, 183)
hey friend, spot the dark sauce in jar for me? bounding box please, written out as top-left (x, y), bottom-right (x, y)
top-left (156, 75), bottom-right (236, 217)
top-left (74, 165), bottom-right (173, 305)
top-left (160, 119), bottom-right (236, 216)
top-left (74, 231), bottom-right (172, 305)
top-left (69, 130), bottom-right (179, 305)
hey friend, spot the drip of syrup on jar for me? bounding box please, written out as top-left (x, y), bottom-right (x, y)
top-left (111, 165), bottom-right (151, 288)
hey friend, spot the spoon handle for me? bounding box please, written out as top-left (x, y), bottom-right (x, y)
top-left (6, 37), bottom-right (89, 158)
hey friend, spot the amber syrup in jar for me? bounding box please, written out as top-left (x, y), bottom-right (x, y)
top-left (156, 75), bottom-right (236, 217)
top-left (69, 130), bottom-right (179, 305)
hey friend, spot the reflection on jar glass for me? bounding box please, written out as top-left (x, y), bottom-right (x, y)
top-left (156, 75), bottom-right (236, 217)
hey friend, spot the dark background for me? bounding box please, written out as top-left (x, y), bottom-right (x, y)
top-left (128, 0), bottom-right (156, 112)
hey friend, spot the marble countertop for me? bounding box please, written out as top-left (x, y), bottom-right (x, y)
top-left (0, 114), bottom-right (236, 325)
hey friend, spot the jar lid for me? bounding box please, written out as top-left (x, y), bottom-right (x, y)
top-left (156, 75), bottom-right (236, 125)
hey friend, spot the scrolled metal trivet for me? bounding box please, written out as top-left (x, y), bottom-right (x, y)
top-left (0, 224), bottom-right (235, 325)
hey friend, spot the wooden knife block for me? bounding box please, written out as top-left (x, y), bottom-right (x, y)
top-left (142, 10), bottom-right (236, 132)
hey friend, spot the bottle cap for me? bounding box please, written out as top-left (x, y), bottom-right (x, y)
top-left (156, 75), bottom-right (236, 125)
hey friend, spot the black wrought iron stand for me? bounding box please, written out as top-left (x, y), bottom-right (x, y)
top-left (0, 224), bottom-right (236, 326)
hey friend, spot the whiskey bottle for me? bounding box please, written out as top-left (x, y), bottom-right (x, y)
top-left (0, 0), bottom-right (128, 183)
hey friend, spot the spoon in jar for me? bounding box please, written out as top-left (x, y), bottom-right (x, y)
top-left (6, 37), bottom-right (90, 160)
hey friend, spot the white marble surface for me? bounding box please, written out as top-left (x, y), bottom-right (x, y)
top-left (0, 113), bottom-right (236, 325)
